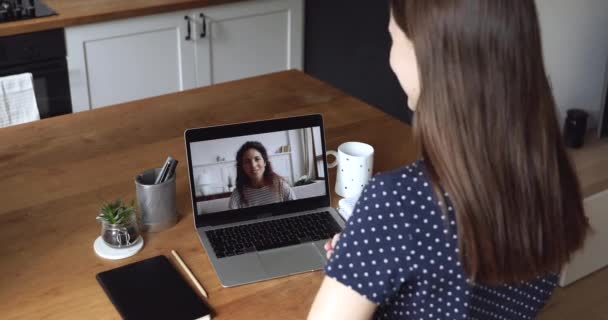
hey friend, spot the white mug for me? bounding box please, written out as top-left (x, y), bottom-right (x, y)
top-left (327, 142), bottom-right (374, 198)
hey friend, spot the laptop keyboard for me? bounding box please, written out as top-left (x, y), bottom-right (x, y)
top-left (206, 211), bottom-right (342, 258)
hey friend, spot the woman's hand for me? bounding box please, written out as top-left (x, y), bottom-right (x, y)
top-left (323, 233), bottom-right (341, 259)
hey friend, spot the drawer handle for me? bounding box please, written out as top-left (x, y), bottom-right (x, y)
top-left (185, 16), bottom-right (192, 41)
top-left (200, 13), bottom-right (207, 38)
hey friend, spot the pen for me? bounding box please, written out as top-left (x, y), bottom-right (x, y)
top-left (161, 159), bottom-right (179, 184)
top-left (155, 157), bottom-right (173, 184)
top-left (171, 250), bottom-right (209, 298)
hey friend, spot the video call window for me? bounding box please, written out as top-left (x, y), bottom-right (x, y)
top-left (189, 127), bottom-right (326, 215)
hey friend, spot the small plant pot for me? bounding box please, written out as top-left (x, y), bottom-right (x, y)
top-left (100, 217), bottom-right (141, 249)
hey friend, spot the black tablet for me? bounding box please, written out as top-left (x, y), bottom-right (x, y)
top-left (97, 255), bottom-right (212, 320)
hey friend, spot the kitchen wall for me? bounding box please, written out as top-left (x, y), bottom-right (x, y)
top-left (304, 1), bottom-right (412, 124)
top-left (536, 0), bottom-right (608, 128)
top-left (305, 0), bottom-right (608, 129)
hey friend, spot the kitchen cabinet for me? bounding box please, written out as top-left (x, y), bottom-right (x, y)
top-left (66, 9), bottom-right (195, 112)
top-left (559, 189), bottom-right (608, 286)
top-left (197, 0), bottom-right (303, 85)
top-left (66, 0), bottom-right (303, 112)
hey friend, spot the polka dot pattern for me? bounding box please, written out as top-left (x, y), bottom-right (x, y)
top-left (325, 160), bottom-right (558, 319)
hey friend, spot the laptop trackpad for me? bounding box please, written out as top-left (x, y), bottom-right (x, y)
top-left (258, 244), bottom-right (325, 277)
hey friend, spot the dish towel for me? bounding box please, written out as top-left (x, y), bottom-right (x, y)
top-left (0, 73), bottom-right (40, 128)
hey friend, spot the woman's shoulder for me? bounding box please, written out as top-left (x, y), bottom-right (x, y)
top-left (355, 159), bottom-right (443, 228)
top-left (277, 176), bottom-right (291, 186)
top-left (228, 188), bottom-right (242, 209)
top-left (368, 159), bottom-right (432, 195)
top-left (276, 177), bottom-right (293, 190)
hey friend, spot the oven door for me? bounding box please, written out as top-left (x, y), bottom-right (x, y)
top-left (0, 58), bottom-right (72, 119)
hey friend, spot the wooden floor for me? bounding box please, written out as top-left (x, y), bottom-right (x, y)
top-left (538, 266), bottom-right (608, 319)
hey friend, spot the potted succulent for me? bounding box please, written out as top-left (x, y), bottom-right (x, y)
top-left (96, 199), bottom-right (141, 248)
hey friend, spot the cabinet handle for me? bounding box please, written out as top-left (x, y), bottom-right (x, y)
top-left (185, 16), bottom-right (192, 41)
top-left (200, 13), bottom-right (207, 38)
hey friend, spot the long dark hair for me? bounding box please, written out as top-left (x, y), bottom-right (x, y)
top-left (390, 0), bottom-right (589, 284)
top-left (235, 141), bottom-right (283, 205)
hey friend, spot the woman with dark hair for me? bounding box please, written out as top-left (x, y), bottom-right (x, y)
top-left (228, 141), bottom-right (295, 209)
top-left (308, 0), bottom-right (589, 319)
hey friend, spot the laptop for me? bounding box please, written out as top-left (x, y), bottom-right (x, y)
top-left (184, 114), bottom-right (345, 287)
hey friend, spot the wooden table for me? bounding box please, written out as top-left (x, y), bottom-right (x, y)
top-left (0, 70), bottom-right (417, 319)
top-left (2, 70), bottom-right (606, 319)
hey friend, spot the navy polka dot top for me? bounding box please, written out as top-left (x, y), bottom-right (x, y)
top-left (325, 160), bottom-right (558, 319)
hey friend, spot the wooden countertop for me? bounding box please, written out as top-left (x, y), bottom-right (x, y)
top-left (0, 70), bottom-right (606, 319)
top-left (0, 0), bottom-right (244, 37)
top-left (0, 70), bottom-right (417, 320)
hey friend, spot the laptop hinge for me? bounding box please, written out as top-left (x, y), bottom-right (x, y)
top-left (256, 213), bottom-right (272, 219)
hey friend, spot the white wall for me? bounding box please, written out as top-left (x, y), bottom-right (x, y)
top-left (288, 129), bottom-right (306, 182)
top-left (190, 131), bottom-right (291, 165)
top-left (536, 0), bottom-right (608, 128)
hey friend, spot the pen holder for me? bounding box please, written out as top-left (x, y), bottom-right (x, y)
top-left (135, 168), bottom-right (177, 232)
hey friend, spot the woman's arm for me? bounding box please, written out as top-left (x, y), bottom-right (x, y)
top-left (282, 180), bottom-right (297, 201)
top-left (307, 276), bottom-right (377, 320)
top-left (228, 190), bottom-right (240, 209)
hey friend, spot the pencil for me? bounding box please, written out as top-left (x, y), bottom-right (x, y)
top-left (171, 250), bottom-right (209, 298)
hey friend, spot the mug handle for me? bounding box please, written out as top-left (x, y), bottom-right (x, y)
top-left (327, 150), bottom-right (338, 168)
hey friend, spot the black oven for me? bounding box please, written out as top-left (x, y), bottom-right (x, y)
top-left (0, 28), bottom-right (71, 118)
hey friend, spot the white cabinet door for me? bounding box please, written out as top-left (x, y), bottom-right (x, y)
top-left (66, 10), bottom-right (196, 112)
top-left (559, 189), bottom-right (608, 286)
top-left (65, 0), bottom-right (304, 112)
top-left (192, 0), bottom-right (304, 85)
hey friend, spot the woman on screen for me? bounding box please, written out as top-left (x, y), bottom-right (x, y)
top-left (228, 141), bottom-right (296, 209)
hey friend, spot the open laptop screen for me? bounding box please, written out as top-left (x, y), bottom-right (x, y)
top-left (185, 115), bottom-right (331, 227)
